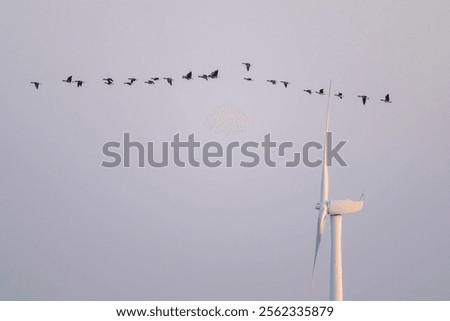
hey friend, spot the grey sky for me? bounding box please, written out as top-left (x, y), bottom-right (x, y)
top-left (0, 0), bottom-right (449, 300)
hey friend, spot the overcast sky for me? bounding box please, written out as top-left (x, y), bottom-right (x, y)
top-left (0, 0), bottom-right (449, 300)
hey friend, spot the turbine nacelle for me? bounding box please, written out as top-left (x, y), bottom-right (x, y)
top-left (328, 199), bottom-right (364, 215)
top-left (315, 200), bottom-right (364, 214)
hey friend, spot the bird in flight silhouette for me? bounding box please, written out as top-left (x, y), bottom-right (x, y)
top-left (334, 92), bottom-right (343, 99)
top-left (316, 88), bottom-right (325, 95)
top-left (164, 77), bottom-right (173, 86)
top-left (304, 89), bottom-right (312, 95)
top-left (182, 71), bottom-right (193, 80)
top-left (151, 77), bottom-right (160, 81)
top-left (75, 80), bottom-right (85, 87)
top-left (128, 78), bottom-right (137, 84)
top-left (242, 63), bottom-right (252, 71)
top-left (62, 76), bottom-right (73, 83)
top-left (358, 95), bottom-right (369, 105)
top-left (267, 80), bottom-right (277, 85)
top-left (198, 74), bottom-right (209, 80)
top-left (103, 78), bottom-right (114, 85)
top-left (144, 80), bottom-right (155, 85)
top-left (380, 94), bottom-right (392, 103)
top-left (30, 82), bottom-right (41, 89)
top-left (244, 78), bottom-right (253, 81)
top-left (280, 81), bottom-right (290, 88)
top-left (208, 70), bottom-right (219, 79)
top-left (124, 78), bottom-right (137, 86)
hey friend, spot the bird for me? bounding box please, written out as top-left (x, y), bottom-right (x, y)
top-left (151, 77), bottom-right (160, 81)
top-left (144, 80), bottom-right (155, 85)
top-left (182, 71), bottom-right (193, 80)
top-left (103, 78), bottom-right (114, 85)
top-left (358, 95), bottom-right (369, 105)
top-left (74, 80), bottom-right (85, 87)
top-left (62, 76), bottom-right (73, 83)
top-left (304, 89), bottom-right (312, 95)
top-left (30, 82), bottom-right (41, 89)
top-left (334, 92), bottom-right (343, 99)
top-left (244, 78), bottom-right (253, 81)
top-left (280, 81), bottom-right (290, 88)
top-left (208, 70), bottom-right (219, 79)
top-left (198, 74), bottom-right (209, 80)
top-left (163, 77), bottom-right (173, 86)
top-left (380, 94), bottom-right (392, 103)
top-left (124, 78), bottom-right (137, 86)
top-left (267, 80), bottom-right (277, 85)
top-left (242, 62), bottom-right (252, 71)
top-left (316, 88), bottom-right (325, 95)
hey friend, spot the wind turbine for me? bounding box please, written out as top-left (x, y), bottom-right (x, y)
top-left (312, 81), bottom-right (364, 301)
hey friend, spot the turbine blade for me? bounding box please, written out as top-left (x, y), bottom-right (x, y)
top-left (320, 80), bottom-right (332, 203)
top-left (312, 206), bottom-right (328, 283)
top-left (320, 155), bottom-right (329, 203)
top-left (312, 80), bottom-right (332, 292)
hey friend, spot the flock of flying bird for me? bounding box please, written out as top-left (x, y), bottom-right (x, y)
top-left (30, 62), bottom-right (393, 105)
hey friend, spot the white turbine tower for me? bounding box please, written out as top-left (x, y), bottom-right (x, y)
top-left (312, 82), bottom-right (364, 301)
